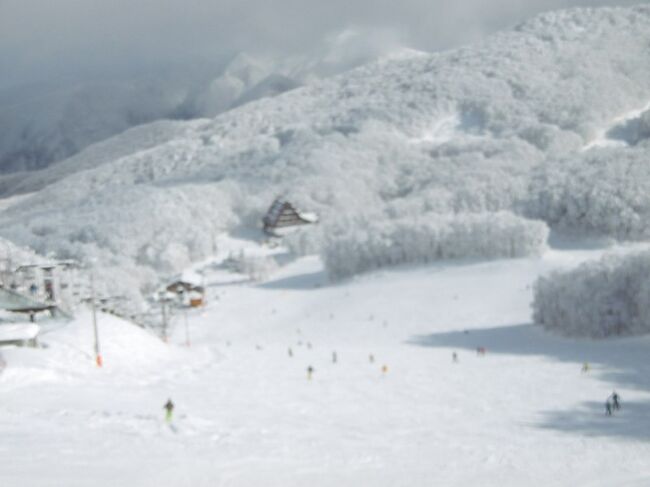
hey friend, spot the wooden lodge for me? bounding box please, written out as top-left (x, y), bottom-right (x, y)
top-left (164, 280), bottom-right (205, 308)
top-left (262, 198), bottom-right (318, 236)
top-left (165, 280), bottom-right (204, 295)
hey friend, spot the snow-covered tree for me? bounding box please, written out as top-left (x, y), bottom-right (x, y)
top-left (533, 250), bottom-right (650, 337)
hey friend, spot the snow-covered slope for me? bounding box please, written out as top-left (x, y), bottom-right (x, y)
top-left (2, 6), bottom-right (650, 304)
top-left (3, 247), bottom-right (650, 486)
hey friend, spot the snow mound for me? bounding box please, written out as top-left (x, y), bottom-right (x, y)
top-left (0, 311), bottom-right (178, 387)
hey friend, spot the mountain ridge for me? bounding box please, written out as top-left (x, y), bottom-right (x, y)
top-left (1, 5), bottom-right (649, 304)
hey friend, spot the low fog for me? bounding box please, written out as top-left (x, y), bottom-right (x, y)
top-left (0, 0), bottom-right (645, 173)
top-left (0, 0), bottom-right (643, 87)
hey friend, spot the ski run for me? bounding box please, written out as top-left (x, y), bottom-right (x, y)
top-left (2, 239), bottom-right (650, 486)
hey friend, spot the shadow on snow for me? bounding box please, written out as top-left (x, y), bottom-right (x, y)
top-left (258, 270), bottom-right (327, 290)
top-left (408, 324), bottom-right (650, 441)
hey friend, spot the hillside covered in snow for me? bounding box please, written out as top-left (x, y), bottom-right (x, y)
top-left (1, 6), bottom-right (650, 328)
top-left (5, 5), bottom-right (650, 485)
top-left (0, 30), bottom-right (409, 176)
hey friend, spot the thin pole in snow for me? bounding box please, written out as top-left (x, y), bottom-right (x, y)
top-left (184, 307), bottom-right (190, 347)
top-left (90, 269), bottom-right (102, 367)
top-left (161, 297), bottom-right (168, 343)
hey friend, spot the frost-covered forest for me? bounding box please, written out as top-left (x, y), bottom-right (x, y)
top-left (321, 213), bottom-right (548, 280)
top-left (0, 40), bottom-right (402, 175)
top-left (1, 6), bottom-right (650, 335)
top-left (533, 250), bottom-right (650, 338)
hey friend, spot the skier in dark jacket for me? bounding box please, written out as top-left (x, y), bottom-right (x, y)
top-left (611, 391), bottom-right (621, 411)
top-left (605, 399), bottom-right (612, 416)
top-left (164, 399), bottom-right (175, 422)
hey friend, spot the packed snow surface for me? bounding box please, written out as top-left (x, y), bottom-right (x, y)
top-left (2, 245), bottom-right (650, 486)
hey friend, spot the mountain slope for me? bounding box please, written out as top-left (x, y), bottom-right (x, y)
top-left (0, 33), bottom-right (415, 176)
top-left (1, 5), bottom-right (650, 302)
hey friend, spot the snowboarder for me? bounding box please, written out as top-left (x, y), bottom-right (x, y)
top-left (611, 391), bottom-right (621, 411)
top-left (307, 366), bottom-right (314, 380)
top-left (163, 399), bottom-right (175, 423)
top-left (452, 352), bottom-right (458, 363)
top-left (605, 399), bottom-right (612, 416)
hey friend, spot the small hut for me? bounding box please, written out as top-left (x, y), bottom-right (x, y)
top-left (166, 280), bottom-right (197, 295)
top-left (164, 279), bottom-right (205, 308)
top-left (262, 198), bottom-right (318, 236)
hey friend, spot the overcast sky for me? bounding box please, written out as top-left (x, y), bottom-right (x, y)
top-left (0, 0), bottom-right (644, 88)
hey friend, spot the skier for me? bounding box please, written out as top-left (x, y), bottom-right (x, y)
top-left (452, 352), bottom-right (458, 363)
top-left (307, 366), bottom-right (314, 380)
top-left (163, 399), bottom-right (175, 423)
top-left (581, 362), bottom-right (590, 373)
top-left (382, 364), bottom-right (388, 375)
top-left (288, 347), bottom-right (293, 358)
top-left (605, 398), bottom-right (612, 416)
top-left (611, 391), bottom-right (621, 411)
top-left (369, 354), bottom-right (375, 363)
top-left (332, 351), bottom-right (337, 364)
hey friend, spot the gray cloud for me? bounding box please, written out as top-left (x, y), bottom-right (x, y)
top-left (0, 0), bottom-right (645, 87)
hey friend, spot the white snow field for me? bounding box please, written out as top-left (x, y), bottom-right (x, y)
top-left (2, 243), bottom-right (650, 486)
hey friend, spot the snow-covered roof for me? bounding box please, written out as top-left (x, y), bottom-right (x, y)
top-left (263, 198), bottom-right (318, 232)
top-left (180, 270), bottom-right (203, 286)
top-left (0, 324), bottom-right (39, 342)
top-left (298, 211), bottom-right (318, 223)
